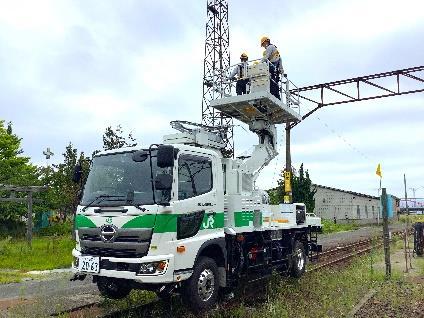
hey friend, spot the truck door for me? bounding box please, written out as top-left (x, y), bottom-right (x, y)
top-left (172, 152), bottom-right (223, 270)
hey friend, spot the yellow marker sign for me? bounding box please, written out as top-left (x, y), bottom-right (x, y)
top-left (376, 163), bottom-right (382, 178)
top-left (284, 171), bottom-right (292, 192)
top-left (284, 195), bottom-right (290, 203)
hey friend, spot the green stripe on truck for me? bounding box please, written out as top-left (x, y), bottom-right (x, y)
top-left (234, 211), bottom-right (254, 227)
top-left (154, 212), bottom-right (225, 233)
top-left (75, 212), bottom-right (225, 232)
top-left (122, 214), bottom-right (156, 228)
top-left (75, 215), bottom-right (96, 229)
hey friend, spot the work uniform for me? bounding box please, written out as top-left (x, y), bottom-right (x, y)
top-left (229, 61), bottom-right (249, 95)
top-left (261, 44), bottom-right (283, 99)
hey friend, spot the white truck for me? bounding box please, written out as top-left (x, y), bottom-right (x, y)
top-left (71, 60), bottom-right (322, 312)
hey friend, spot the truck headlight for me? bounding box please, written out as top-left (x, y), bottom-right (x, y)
top-left (137, 260), bottom-right (168, 275)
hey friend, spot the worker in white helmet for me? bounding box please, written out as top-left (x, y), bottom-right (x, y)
top-left (260, 36), bottom-right (284, 99)
top-left (228, 52), bottom-right (249, 95)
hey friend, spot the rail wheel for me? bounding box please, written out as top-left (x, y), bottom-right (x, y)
top-left (291, 240), bottom-right (306, 278)
top-left (97, 277), bottom-right (131, 299)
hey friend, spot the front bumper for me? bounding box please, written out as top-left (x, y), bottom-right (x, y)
top-left (72, 249), bottom-right (191, 284)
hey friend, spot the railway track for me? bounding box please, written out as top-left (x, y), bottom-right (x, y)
top-left (54, 229), bottom-right (411, 317)
top-left (309, 230), bottom-right (407, 272)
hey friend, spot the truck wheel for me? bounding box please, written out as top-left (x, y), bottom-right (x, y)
top-left (182, 256), bottom-right (220, 312)
top-left (97, 277), bottom-right (131, 299)
top-left (291, 241), bottom-right (306, 278)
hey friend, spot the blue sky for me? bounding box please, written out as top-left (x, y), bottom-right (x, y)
top-left (0, 0), bottom-right (423, 198)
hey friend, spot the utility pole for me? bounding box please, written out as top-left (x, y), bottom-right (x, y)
top-left (409, 186), bottom-right (424, 208)
top-left (403, 174), bottom-right (413, 271)
top-left (381, 188), bottom-right (391, 278)
top-left (284, 124), bottom-right (292, 203)
top-left (410, 187), bottom-right (416, 208)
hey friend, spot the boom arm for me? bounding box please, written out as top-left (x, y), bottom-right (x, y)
top-left (238, 120), bottom-right (278, 182)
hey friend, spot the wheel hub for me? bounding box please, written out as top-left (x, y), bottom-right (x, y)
top-left (296, 248), bottom-right (305, 270)
top-left (197, 268), bottom-right (215, 301)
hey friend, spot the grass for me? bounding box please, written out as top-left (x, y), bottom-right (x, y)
top-left (399, 214), bottom-right (424, 223)
top-left (0, 235), bottom-right (75, 272)
top-left (102, 252), bottom-right (389, 318)
top-left (417, 257), bottom-right (424, 276)
top-left (0, 271), bottom-right (33, 284)
top-left (321, 219), bottom-right (359, 234)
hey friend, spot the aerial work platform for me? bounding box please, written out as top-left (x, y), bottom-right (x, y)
top-left (209, 60), bottom-right (302, 125)
top-left (210, 90), bottom-right (301, 125)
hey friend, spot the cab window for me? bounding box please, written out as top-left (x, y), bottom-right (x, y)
top-left (178, 154), bottom-right (213, 200)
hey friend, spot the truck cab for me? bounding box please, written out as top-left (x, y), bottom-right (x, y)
top-left (72, 143), bottom-right (226, 285)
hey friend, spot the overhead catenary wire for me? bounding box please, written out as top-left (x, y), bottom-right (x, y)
top-left (299, 100), bottom-right (375, 162)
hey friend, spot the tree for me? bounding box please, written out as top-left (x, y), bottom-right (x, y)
top-left (102, 125), bottom-right (137, 151)
top-left (46, 143), bottom-right (91, 218)
top-left (268, 163), bottom-right (317, 213)
top-left (0, 120), bottom-right (37, 186)
top-left (0, 120), bottom-right (39, 223)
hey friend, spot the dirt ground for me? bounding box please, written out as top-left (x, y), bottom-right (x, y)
top-left (354, 242), bottom-right (424, 318)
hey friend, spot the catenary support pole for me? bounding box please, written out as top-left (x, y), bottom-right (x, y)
top-left (381, 188), bottom-right (391, 278)
top-left (285, 123), bottom-right (292, 203)
top-left (403, 174), bottom-right (409, 272)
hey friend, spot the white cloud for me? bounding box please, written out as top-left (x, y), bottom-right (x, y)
top-left (0, 0), bottom-right (423, 199)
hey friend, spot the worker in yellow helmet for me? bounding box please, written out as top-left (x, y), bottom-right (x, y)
top-left (260, 36), bottom-right (284, 99)
top-left (228, 52), bottom-right (249, 95)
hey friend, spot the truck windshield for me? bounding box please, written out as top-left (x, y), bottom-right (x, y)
top-left (81, 150), bottom-right (171, 207)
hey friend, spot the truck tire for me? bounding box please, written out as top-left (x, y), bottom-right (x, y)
top-left (291, 241), bottom-right (306, 278)
top-left (97, 277), bottom-right (131, 299)
top-left (182, 256), bottom-right (220, 312)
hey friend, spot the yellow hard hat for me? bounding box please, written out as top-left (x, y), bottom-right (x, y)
top-left (240, 52), bottom-right (248, 60)
top-left (260, 36), bottom-right (270, 46)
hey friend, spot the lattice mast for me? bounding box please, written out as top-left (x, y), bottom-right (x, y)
top-left (201, 0), bottom-right (233, 157)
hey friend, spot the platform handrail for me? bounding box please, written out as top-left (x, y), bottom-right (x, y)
top-left (214, 58), bottom-right (301, 116)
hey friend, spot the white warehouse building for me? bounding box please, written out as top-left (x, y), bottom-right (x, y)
top-left (313, 184), bottom-right (381, 224)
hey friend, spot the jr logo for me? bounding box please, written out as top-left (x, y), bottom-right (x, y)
top-left (202, 214), bottom-right (215, 229)
top-left (105, 217), bottom-right (113, 224)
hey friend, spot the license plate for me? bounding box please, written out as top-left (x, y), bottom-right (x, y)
top-left (78, 256), bottom-right (100, 273)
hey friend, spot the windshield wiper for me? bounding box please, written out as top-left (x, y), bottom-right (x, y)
top-left (81, 194), bottom-right (126, 212)
top-left (125, 191), bottom-right (145, 211)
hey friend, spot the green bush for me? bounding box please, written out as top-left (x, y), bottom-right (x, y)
top-left (0, 220), bottom-right (26, 238)
top-left (322, 219), bottom-right (359, 234)
top-left (37, 221), bottom-right (73, 236)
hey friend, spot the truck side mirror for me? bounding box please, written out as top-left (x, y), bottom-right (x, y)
top-left (154, 173), bottom-right (173, 191)
top-left (72, 164), bottom-right (82, 183)
top-left (157, 145), bottom-right (176, 168)
top-left (132, 150), bottom-right (149, 162)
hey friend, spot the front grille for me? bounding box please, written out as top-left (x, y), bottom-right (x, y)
top-left (81, 234), bottom-right (101, 241)
top-left (78, 227), bottom-right (152, 258)
top-left (100, 259), bottom-right (140, 272)
top-left (81, 234), bottom-right (141, 243)
top-left (82, 247), bottom-right (144, 258)
top-left (115, 236), bottom-right (140, 243)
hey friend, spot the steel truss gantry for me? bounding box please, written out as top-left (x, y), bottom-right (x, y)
top-left (201, 0), bottom-right (233, 157)
top-left (289, 65), bottom-right (424, 128)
